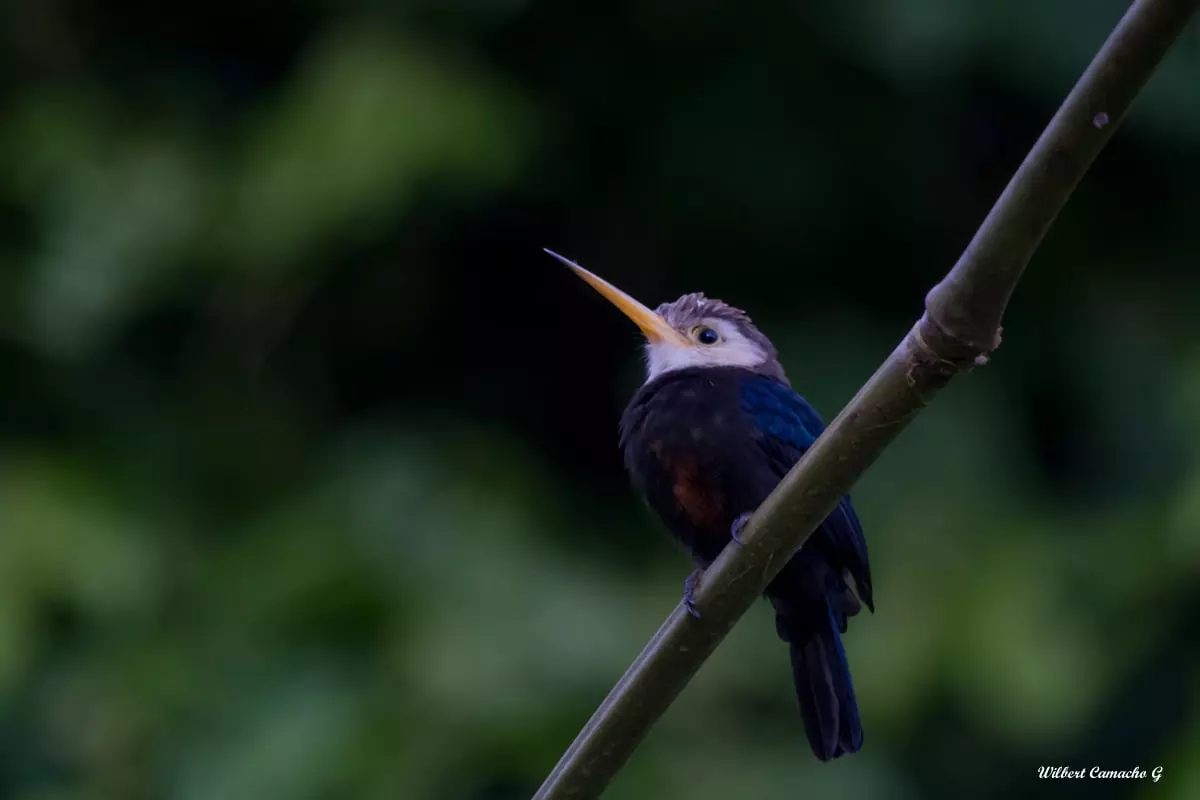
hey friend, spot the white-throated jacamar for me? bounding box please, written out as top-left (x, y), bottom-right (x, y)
top-left (550, 249), bottom-right (873, 761)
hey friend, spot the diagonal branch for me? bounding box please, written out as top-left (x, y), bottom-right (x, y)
top-left (534, 1), bottom-right (1200, 797)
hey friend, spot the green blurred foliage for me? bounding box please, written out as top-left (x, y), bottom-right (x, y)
top-left (1, 1), bottom-right (1198, 798)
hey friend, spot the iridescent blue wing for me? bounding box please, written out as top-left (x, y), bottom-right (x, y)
top-left (739, 376), bottom-right (874, 610)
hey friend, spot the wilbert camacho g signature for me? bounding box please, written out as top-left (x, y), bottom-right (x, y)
top-left (1038, 766), bottom-right (1163, 782)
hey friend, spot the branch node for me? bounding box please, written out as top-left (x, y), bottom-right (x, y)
top-left (917, 300), bottom-right (1003, 367)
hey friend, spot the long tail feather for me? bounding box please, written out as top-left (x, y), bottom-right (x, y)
top-left (776, 598), bottom-right (863, 761)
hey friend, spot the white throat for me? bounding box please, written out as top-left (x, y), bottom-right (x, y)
top-left (643, 319), bottom-right (767, 382)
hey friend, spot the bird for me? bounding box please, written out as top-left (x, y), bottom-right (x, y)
top-left (548, 248), bottom-right (873, 761)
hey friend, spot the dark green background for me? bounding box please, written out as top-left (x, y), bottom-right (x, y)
top-left (1, 1), bottom-right (1198, 798)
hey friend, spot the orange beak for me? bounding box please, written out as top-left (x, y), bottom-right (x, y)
top-left (546, 249), bottom-right (689, 346)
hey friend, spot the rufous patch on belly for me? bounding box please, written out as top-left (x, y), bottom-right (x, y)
top-left (670, 457), bottom-right (725, 528)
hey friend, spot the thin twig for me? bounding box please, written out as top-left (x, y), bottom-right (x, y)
top-left (534, 1), bottom-right (1200, 797)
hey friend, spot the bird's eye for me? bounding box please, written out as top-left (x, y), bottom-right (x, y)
top-left (694, 326), bottom-right (720, 345)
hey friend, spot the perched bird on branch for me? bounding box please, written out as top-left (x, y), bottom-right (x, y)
top-left (550, 249), bottom-right (873, 761)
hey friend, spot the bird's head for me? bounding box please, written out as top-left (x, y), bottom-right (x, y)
top-left (549, 249), bottom-right (787, 384)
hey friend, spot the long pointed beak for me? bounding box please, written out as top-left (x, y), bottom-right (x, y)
top-left (546, 249), bottom-right (689, 346)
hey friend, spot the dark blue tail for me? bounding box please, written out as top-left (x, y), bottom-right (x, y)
top-left (776, 598), bottom-right (863, 761)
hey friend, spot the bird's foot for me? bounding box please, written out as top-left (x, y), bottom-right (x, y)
top-left (730, 512), bottom-right (754, 545)
top-left (683, 569), bottom-right (704, 618)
